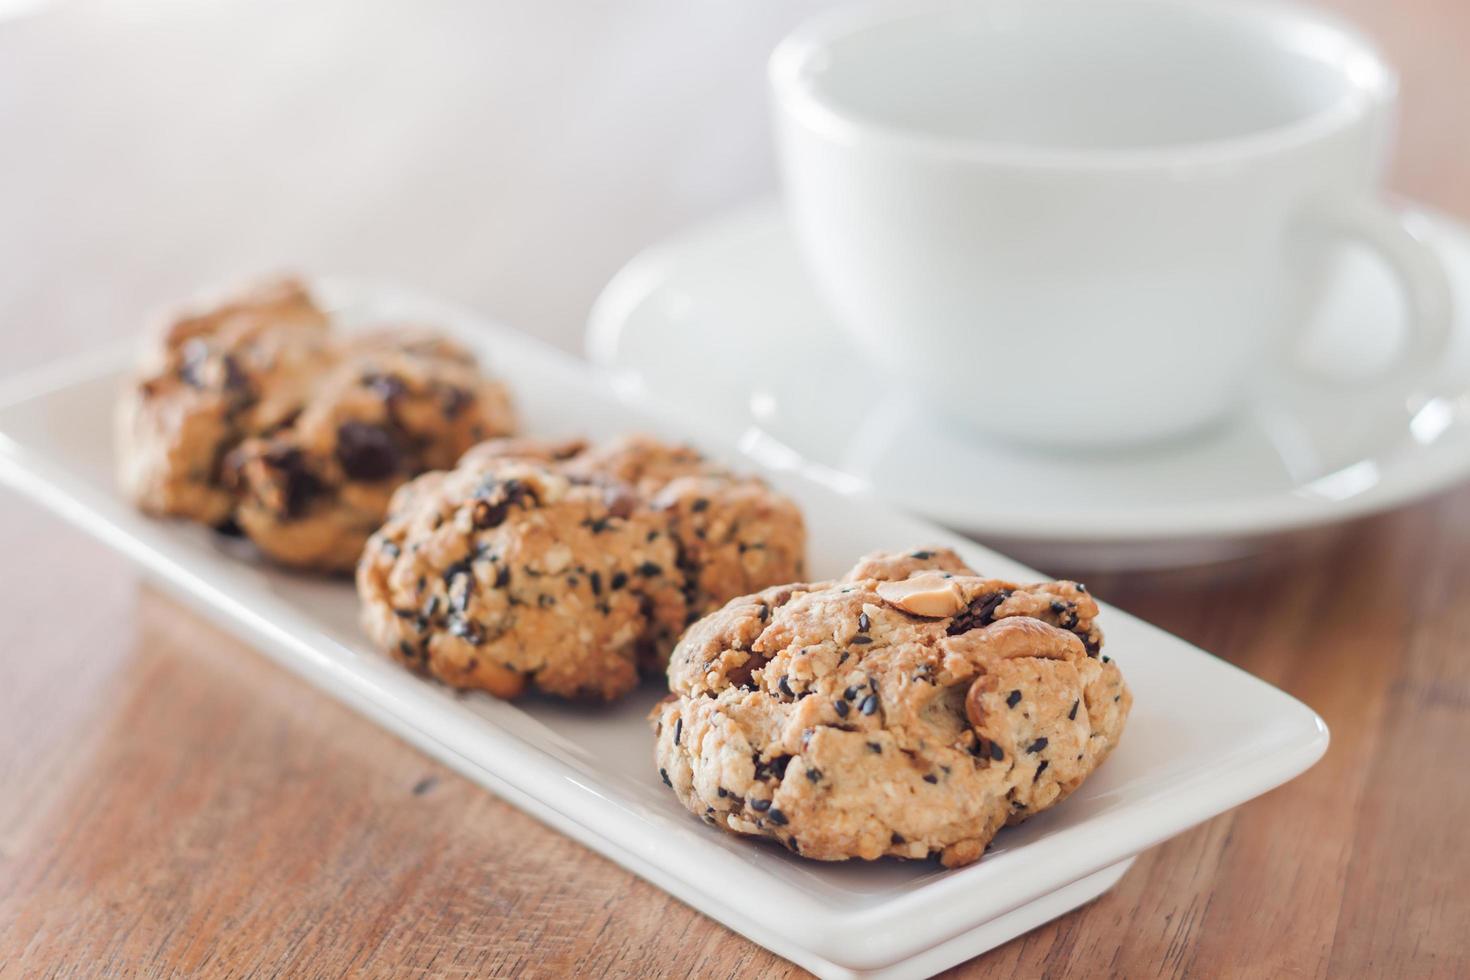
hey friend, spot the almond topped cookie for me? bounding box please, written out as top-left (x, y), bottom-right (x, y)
top-left (116, 277), bottom-right (516, 572)
top-left (357, 435), bottom-right (807, 701)
top-left (651, 547), bottom-right (1129, 867)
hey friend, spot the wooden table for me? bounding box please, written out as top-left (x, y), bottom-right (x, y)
top-left (2, 1), bottom-right (1467, 975)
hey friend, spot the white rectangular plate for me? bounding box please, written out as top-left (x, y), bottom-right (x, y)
top-left (0, 280), bottom-right (1328, 979)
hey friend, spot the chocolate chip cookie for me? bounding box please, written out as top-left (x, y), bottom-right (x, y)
top-left (357, 436), bottom-right (807, 701)
top-left (116, 277), bottom-right (516, 572)
top-left (651, 547), bottom-right (1129, 867)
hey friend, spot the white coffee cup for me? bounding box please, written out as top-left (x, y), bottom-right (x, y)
top-left (770, 0), bottom-right (1451, 449)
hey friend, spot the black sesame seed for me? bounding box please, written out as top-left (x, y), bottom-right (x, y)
top-left (1077, 583), bottom-right (1087, 593)
top-left (833, 698), bottom-right (850, 718)
top-left (589, 571), bottom-right (603, 596)
top-left (673, 717), bottom-right (682, 745)
top-left (857, 612), bottom-right (870, 632)
top-left (1007, 690), bottom-right (1022, 708)
top-left (750, 798), bottom-right (771, 812)
top-left (691, 497), bottom-right (710, 512)
top-left (1068, 700), bottom-right (1080, 721)
top-left (806, 768), bottom-right (822, 783)
top-left (843, 685), bottom-right (859, 701)
top-left (1027, 737), bottom-right (1049, 754)
top-left (1035, 760), bottom-right (1050, 780)
top-left (610, 571), bottom-right (629, 590)
top-left (494, 564), bottom-right (511, 588)
top-left (923, 774), bottom-right (938, 784)
top-left (1102, 655), bottom-right (1112, 664)
top-left (867, 742), bottom-right (883, 754)
top-left (637, 561), bottom-right (663, 577)
top-left (891, 832), bottom-right (906, 845)
top-left (778, 676), bottom-right (795, 699)
top-left (910, 550), bottom-right (933, 559)
top-left (990, 742), bottom-right (1005, 762)
top-left (717, 787), bottom-right (728, 798)
top-left (851, 635), bottom-right (872, 645)
top-left (859, 694), bottom-right (879, 716)
top-left (659, 768), bottom-right (672, 787)
top-left (767, 808), bottom-right (788, 826)
top-left (946, 589), bottom-right (1013, 635)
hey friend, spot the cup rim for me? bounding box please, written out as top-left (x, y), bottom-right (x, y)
top-left (768, 0), bottom-right (1397, 171)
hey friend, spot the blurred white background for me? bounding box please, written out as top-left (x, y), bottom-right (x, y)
top-left (0, 0), bottom-right (835, 367)
top-left (0, 0), bottom-right (1463, 372)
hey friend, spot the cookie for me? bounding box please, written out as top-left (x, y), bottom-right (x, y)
top-left (651, 547), bottom-right (1129, 867)
top-left (357, 435), bottom-right (807, 701)
top-left (116, 277), bottom-right (516, 572)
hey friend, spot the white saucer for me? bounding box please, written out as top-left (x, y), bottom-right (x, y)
top-left (588, 201), bottom-right (1470, 569)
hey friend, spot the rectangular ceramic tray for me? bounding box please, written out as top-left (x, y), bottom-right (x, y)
top-left (0, 280), bottom-right (1328, 979)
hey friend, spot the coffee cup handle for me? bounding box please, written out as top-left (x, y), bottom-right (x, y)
top-left (1291, 197), bottom-right (1453, 400)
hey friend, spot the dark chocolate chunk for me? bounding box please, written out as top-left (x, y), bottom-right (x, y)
top-left (262, 447), bottom-right (323, 518)
top-left (447, 615), bottom-right (484, 645)
top-left (335, 422), bottom-right (400, 481)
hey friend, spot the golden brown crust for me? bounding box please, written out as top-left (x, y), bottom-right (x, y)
top-left (357, 435), bottom-right (807, 702)
top-left (116, 277), bottom-right (516, 572)
top-left (653, 547), bottom-right (1129, 866)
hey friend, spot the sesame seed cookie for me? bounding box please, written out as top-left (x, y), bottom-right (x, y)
top-left (357, 436), bottom-right (807, 701)
top-left (651, 547), bottom-right (1129, 867)
top-left (116, 277), bottom-right (516, 572)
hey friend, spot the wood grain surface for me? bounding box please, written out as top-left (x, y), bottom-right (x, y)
top-left (2, 0), bottom-right (1468, 976)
